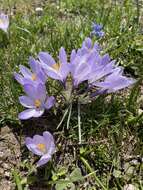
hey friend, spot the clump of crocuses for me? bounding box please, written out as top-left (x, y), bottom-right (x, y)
top-left (14, 37), bottom-right (135, 167)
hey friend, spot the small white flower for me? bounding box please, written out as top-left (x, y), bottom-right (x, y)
top-left (35, 7), bottom-right (43, 13)
top-left (124, 184), bottom-right (137, 190)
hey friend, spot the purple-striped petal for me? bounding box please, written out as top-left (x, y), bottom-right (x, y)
top-left (60, 63), bottom-right (70, 82)
top-left (19, 65), bottom-right (32, 78)
top-left (38, 52), bottom-right (56, 66)
top-left (43, 131), bottom-right (54, 144)
top-left (37, 83), bottom-right (46, 101)
top-left (43, 131), bottom-right (56, 153)
top-left (25, 137), bottom-right (44, 156)
top-left (89, 60), bottom-right (116, 83)
top-left (33, 135), bottom-right (45, 144)
top-left (82, 37), bottom-right (92, 49)
top-left (19, 96), bottom-right (34, 108)
top-left (40, 61), bottom-right (61, 80)
top-left (70, 49), bottom-right (76, 63)
top-left (101, 54), bottom-right (111, 65)
top-left (23, 84), bottom-right (38, 99)
top-left (47, 70), bottom-right (61, 80)
top-left (37, 70), bottom-right (47, 83)
top-left (93, 42), bottom-right (101, 51)
top-left (36, 154), bottom-right (51, 167)
top-left (44, 96), bottom-right (55, 110)
top-left (18, 109), bottom-right (36, 120)
top-left (29, 57), bottom-right (41, 73)
top-left (14, 72), bottom-right (24, 85)
top-left (59, 47), bottom-right (67, 64)
top-left (32, 109), bottom-right (44, 117)
top-left (95, 75), bottom-right (135, 93)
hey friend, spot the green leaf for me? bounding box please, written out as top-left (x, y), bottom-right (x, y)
top-left (69, 168), bottom-right (83, 182)
top-left (57, 167), bottom-right (68, 177)
top-left (113, 169), bottom-right (122, 178)
top-left (55, 180), bottom-right (72, 190)
top-left (12, 170), bottom-right (23, 190)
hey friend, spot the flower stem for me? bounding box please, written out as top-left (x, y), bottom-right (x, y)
top-left (67, 103), bottom-right (72, 129)
top-left (57, 106), bottom-right (69, 129)
top-left (78, 101), bottom-right (81, 144)
top-left (80, 157), bottom-right (108, 190)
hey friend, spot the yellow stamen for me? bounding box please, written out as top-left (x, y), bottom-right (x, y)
top-left (34, 99), bottom-right (41, 108)
top-left (31, 74), bottom-right (37, 81)
top-left (37, 143), bottom-right (46, 153)
top-left (52, 63), bottom-right (60, 71)
top-left (0, 19), bottom-right (3, 24)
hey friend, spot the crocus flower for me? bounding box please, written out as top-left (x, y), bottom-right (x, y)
top-left (91, 22), bottom-right (105, 38)
top-left (0, 13), bottom-right (9, 32)
top-left (88, 53), bottom-right (135, 95)
top-left (92, 69), bottom-right (135, 94)
top-left (18, 83), bottom-right (55, 120)
top-left (38, 47), bottom-right (70, 83)
top-left (14, 57), bottom-right (47, 85)
top-left (25, 131), bottom-right (56, 167)
top-left (70, 38), bottom-right (135, 92)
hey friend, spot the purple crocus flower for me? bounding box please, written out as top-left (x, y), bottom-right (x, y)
top-left (38, 47), bottom-right (70, 83)
top-left (91, 22), bottom-right (105, 38)
top-left (70, 38), bottom-right (135, 92)
top-left (14, 57), bottom-right (47, 85)
top-left (0, 13), bottom-right (9, 32)
top-left (88, 52), bottom-right (135, 95)
top-left (18, 83), bottom-right (55, 120)
top-left (25, 131), bottom-right (56, 167)
top-left (92, 69), bottom-right (135, 94)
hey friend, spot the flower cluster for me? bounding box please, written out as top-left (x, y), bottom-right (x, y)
top-left (14, 57), bottom-right (55, 120)
top-left (14, 37), bottom-right (135, 166)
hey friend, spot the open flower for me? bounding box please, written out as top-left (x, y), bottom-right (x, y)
top-left (91, 22), bottom-right (105, 37)
top-left (14, 57), bottom-right (47, 86)
top-left (25, 131), bottom-right (56, 167)
top-left (18, 83), bottom-right (55, 120)
top-left (92, 69), bottom-right (135, 94)
top-left (88, 53), bottom-right (135, 96)
top-left (70, 38), bottom-right (135, 92)
top-left (38, 47), bottom-right (70, 83)
top-left (0, 13), bottom-right (9, 32)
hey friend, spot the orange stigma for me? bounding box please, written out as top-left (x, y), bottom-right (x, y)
top-left (37, 143), bottom-right (46, 153)
top-left (31, 74), bottom-right (37, 81)
top-left (0, 19), bottom-right (3, 24)
top-left (52, 63), bottom-right (60, 71)
top-left (34, 99), bottom-right (41, 108)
